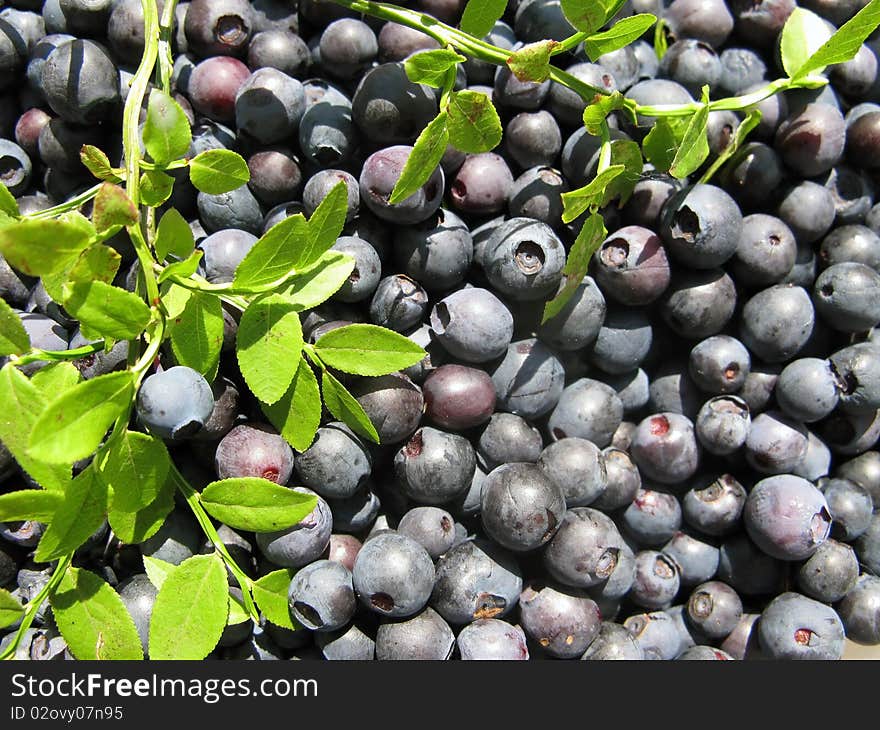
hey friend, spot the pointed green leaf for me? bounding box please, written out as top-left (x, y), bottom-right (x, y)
top-left (50, 566), bottom-right (143, 660)
top-left (62, 281), bottom-right (151, 341)
top-left (642, 117), bottom-right (681, 172)
top-left (148, 553), bottom-right (228, 660)
top-left (560, 165), bottom-right (625, 223)
top-left (99, 431), bottom-right (170, 512)
top-left (168, 289), bottom-right (223, 379)
top-left (228, 590), bottom-right (249, 625)
top-left (108, 473), bottom-right (175, 544)
top-left (304, 180), bottom-right (350, 267)
top-left (160, 281), bottom-right (193, 320)
top-left (80, 145), bottom-right (122, 183)
top-left (143, 555), bottom-right (176, 591)
top-left (93, 183), bottom-right (138, 234)
top-left (283, 251), bottom-right (356, 311)
top-left (602, 139), bottom-right (643, 207)
top-left (67, 244), bottom-right (122, 287)
top-left (200, 478), bottom-right (318, 533)
top-left (252, 569), bottom-right (298, 630)
top-left (155, 208), bottom-right (195, 262)
top-left (0, 218), bottom-right (93, 277)
top-left (561, 0), bottom-right (627, 34)
top-left (189, 149), bottom-right (250, 194)
top-left (321, 369), bottom-right (380, 444)
top-left (0, 589), bottom-right (24, 629)
top-left (262, 357), bottom-right (322, 452)
top-left (0, 297), bottom-right (29, 355)
top-left (654, 16), bottom-right (669, 59)
top-left (582, 91), bottom-right (625, 136)
top-left (405, 49), bottom-right (466, 87)
top-left (460, 0), bottom-right (508, 38)
top-left (507, 40), bottom-right (557, 82)
top-left (28, 371), bottom-right (135, 464)
top-left (780, 7), bottom-right (834, 78)
top-left (237, 293), bottom-right (304, 405)
top-left (669, 99), bottom-right (710, 178)
top-left (389, 112), bottom-right (449, 205)
top-left (31, 362), bottom-right (82, 395)
top-left (583, 14), bottom-right (657, 60)
top-left (0, 182), bottom-right (19, 218)
top-left (157, 249), bottom-right (203, 283)
top-left (143, 89), bottom-right (192, 165)
top-left (315, 324), bottom-right (426, 376)
top-left (35, 465), bottom-right (108, 563)
top-left (447, 90), bottom-right (503, 153)
top-left (0, 489), bottom-right (63, 523)
top-left (233, 213), bottom-right (310, 290)
top-left (139, 170), bottom-right (175, 207)
top-left (796, 0), bottom-right (880, 78)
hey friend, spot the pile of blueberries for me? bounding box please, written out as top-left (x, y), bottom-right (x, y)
top-left (3, 0), bottom-right (880, 661)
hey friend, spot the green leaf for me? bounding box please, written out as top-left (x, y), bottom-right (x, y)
top-left (143, 89), bottom-right (192, 165)
top-left (321, 369), bottom-right (380, 444)
top-left (236, 293), bottom-right (304, 405)
top-left (35, 464), bottom-right (108, 563)
top-left (99, 431), bottom-right (170, 512)
top-left (780, 7), bottom-right (834, 78)
top-left (561, 0), bottom-right (627, 34)
top-left (67, 244), bottom-right (122, 287)
top-left (304, 180), bottom-right (350, 268)
top-left (148, 553), bottom-right (228, 660)
top-left (233, 213), bottom-right (310, 290)
top-left (315, 324), bottom-right (426, 376)
top-left (583, 14), bottom-right (657, 60)
top-left (28, 371), bottom-right (135, 465)
top-left (542, 213), bottom-right (607, 324)
top-left (143, 555), bottom-right (176, 591)
top-left (80, 145), bottom-right (122, 183)
top-left (228, 590), bottom-right (249, 626)
top-left (200, 478), bottom-right (318, 533)
top-left (261, 357), bottom-right (322, 452)
top-left (654, 16), bottom-right (669, 59)
top-left (139, 170), bottom-right (175, 207)
top-left (62, 281), bottom-right (151, 341)
top-left (389, 112), bottom-right (449, 205)
top-left (601, 139), bottom-right (643, 207)
top-left (0, 183), bottom-right (18, 219)
top-left (189, 149), bottom-right (250, 194)
top-left (0, 297), bottom-right (29, 355)
top-left (560, 165), bottom-right (625, 223)
top-left (460, 0), bottom-right (507, 38)
top-left (404, 49), bottom-right (466, 87)
top-left (796, 0), bottom-right (880, 77)
top-left (160, 281), bottom-right (192, 320)
top-left (642, 118), bottom-right (681, 172)
top-left (31, 362), bottom-right (82, 395)
top-left (701, 109), bottom-right (763, 184)
top-left (507, 40), bottom-right (557, 82)
top-left (168, 289), bottom-right (223, 380)
top-left (0, 489), bottom-right (62, 523)
top-left (0, 218), bottom-right (93, 277)
top-left (50, 566), bottom-right (143, 660)
top-left (92, 183), bottom-right (138, 235)
top-left (252, 569), bottom-right (298, 630)
top-left (108, 473), bottom-right (175, 544)
top-left (155, 208), bottom-right (195, 262)
top-left (0, 364), bottom-right (71, 492)
top-left (0, 588), bottom-right (24, 629)
top-left (669, 97), bottom-right (710, 178)
top-left (283, 251), bottom-right (356, 311)
top-left (582, 91), bottom-right (626, 136)
top-left (446, 90), bottom-right (503, 153)
top-left (157, 249), bottom-right (203, 283)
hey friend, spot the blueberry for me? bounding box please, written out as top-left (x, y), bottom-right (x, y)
top-left (397, 507), bottom-right (456, 560)
top-left (294, 423), bottom-right (371, 500)
top-left (731, 214), bottom-right (797, 286)
top-left (819, 409), bottom-right (880, 456)
top-left (846, 110), bottom-right (880, 170)
top-left (493, 58), bottom-right (551, 111)
top-left (0, 138), bottom-right (31, 196)
top-left (350, 373), bottom-right (423, 444)
top-left (298, 101), bottom-right (358, 167)
top-left (775, 103), bottom-right (846, 178)
top-left (536, 276), bottom-right (606, 352)
top-left (505, 110), bottom-right (561, 169)
top-left (660, 184), bottom-right (743, 269)
top-left (623, 611), bottom-right (682, 660)
top-left (117, 574), bottom-right (157, 654)
top-left (581, 621), bottom-right (644, 660)
top-left (757, 592), bottom-right (845, 660)
top-left (375, 607), bottom-right (455, 660)
top-left (599, 369), bottom-right (651, 416)
top-left (695, 396), bottom-right (751, 456)
top-left (820, 477), bottom-right (874, 541)
top-left (449, 152), bottom-right (514, 216)
top-left (140, 508), bottom-right (201, 566)
top-left (820, 163), bottom-right (875, 226)
top-left (197, 185), bottom-right (263, 236)
top-left (456, 619), bottom-right (529, 660)
top-left (377, 20), bottom-right (441, 62)
top-left (719, 47), bottom-right (767, 95)
top-left (594, 226), bottom-right (671, 306)
top-left (330, 236), bottom-right (381, 304)
top-left (837, 574), bottom-right (880, 646)
top-left (326, 487), bottom-right (381, 534)
top-left (688, 335), bottom-right (750, 394)
top-left (719, 612), bottom-right (764, 660)
top-left (136, 366), bottom-right (214, 441)
top-left (777, 180), bottom-right (837, 244)
top-left (507, 166), bottom-right (566, 226)
top-left (661, 267), bottom-right (737, 339)
top-left (814, 263), bottom-right (880, 333)
top-left (591, 448), bottom-right (642, 512)
top-left (717, 533), bottom-right (785, 595)
top-left (234, 67), bottom-right (305, 144)
top-left (547, 379), bottom-right (623, 448)
top-left (622, 172), bottom-right (682, 230)
top-left (836, 451), bottom-right (880, 504)
top-left (303, 169), bottom-right (359, 224)
top-left (288, 559), bottom-right (356, 632)
top-left (315, 622), bottom-right (375, 660)
top-left (477, 413), bottom-right (543, 472)
top-left (360, 145), bottom-right (444, 225)
top-left (352, 62), bottom-right (436, 145)
top-left (184, 0), bottom-right (253, 57)
top-left (854, 512), bottom-right (880, 576)
top-left (198, 229), bottom-right (257, 283)
top-left (41, 39), bottom-right (119, 124)
top-left (720, 142), bottom-right (785, 212)
top-left (744, 411), bottom-right (809, 475)
top-left (215, 423), bottom-right (294, 484)
top-left (820, 225), bottom-right (880, 272)
top-left (246, 148), bottom-right (302, 207)
top-left (662, 531), bottom-right (720, 587)
top-left (739, 284), bottom-right (815, 363)
top-left (318, 18), bottom-right (377, 80)
top-left (255, 489), bottom-right (332, 568)
top-left (422, 364), bottom-right (496, 431)
top-left (538, 438), bottom-right (607, 508)
top-left (519, 582), bottom-right (601, 659)
top-left (665, 0), bottom-right (734, 47)
top-left (514, 0), bottom-right (576, 42)
top-left (624, 79), bottom-right (693, 137)
top-left (548, 62), bottom-right (616, 127)
top-left (187, 56), bottom-right (251, 122)
top-left (776, 358), bottom-right (841, 422)
top-left (492, 339), bottom-right (566, 420)
top-left (659, 39), bottom-right (722, 96)
top-left (369, 275), bottom-right (429, 332)
top-left (247, 30), bottom-right (310, 77)
top-left (796, 539), bottom-right (860, 604)
top-left (430, 287), bottom-right (514, 364)
top-left (544, 508), bottom-right (627, 589)
top-left (622, 489), bottom-right (683, 547)
top-left (394, 209), bottom-right (473, 292)
top-left (685, 581), bottom-right (742, 640)
top-left (393, 426), bottom-right (476, 505)
top-left (631, 413), bottom-right (700, 486)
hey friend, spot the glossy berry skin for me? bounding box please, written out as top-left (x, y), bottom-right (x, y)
top-left (136, 366), bottom-right (215, 441)
top-left (247, 148), bottom-right (303, 206)
top-left (777, 180), bottom-right (836, 245)
top-left (117, 575), bottom-right (157, 655)
top-left (351, 373), bottom-right (423, 444)
top-left (352, 63), bottom-right (437, 145)
top-left (591, 448), bottom-right (641, 512)
top-left (287, 560), bottom-right (356, 632)
top-left (547, 379), bottom-right (623, 447)
top-left (695, 396), bottom-right (751, 456)
top-left (457, 619), bottom-right (529, 660)
top-left (686, 581), bottom-right (742, 640)
top-left (199, 229), bottom-right (257, 284)
top-left (544, 508), bottom-right (627, 589)
top-left (492, 339), bottom-right (566, 420)
top-left (813, 263), bottom-right (880, 333)
top-left (837, 574), bottom-right (880, 646)
top-left (234, 68), bottom-right (304, 144)
top-left (775, 358), bottom-right (841, 423)
top-left (507, 166), bottom-right (566, 226)
top-left (430, 287), bottom-right (514, 363)
top-left (327, 534), bottom-right (362, 572)
top-left (682, 474), bottom-right (746, 537)
top-left (538, 438), bottom-right (607, 508)
top-left (477, 414), bottom-right (543, 472)
top-left (688, 336), bottom-right (751, 394)
top-left (422, 365), bottom-right (496, 431)
top-left (319, 18), bottom-right (377, 80)
top-left (662, 531), bottom-right (720, 587)
top-left (519, 582), bottom-right (601, 659)
top-left (327, 488), bottom-right (380, 534)
top-left (661, 268), bottom-right (737, 339)
top-left (505, 110), bottom-right (561, 169)
top-left (537, 276), bottom-right (606, 352)
top-left (450, 152), bottom-right (514, 216)
top-left (660, 184), bottom-right (743, 269)
top-left (732, 214), bottom-right (797, 286)
top-left (744, 411), bottom-right (808, 475)
top-left (303, 171), bottom-right (359, 223)
top-left (820, 224), bottom-right (880, 270)
top-left (41, 39), bottom-right (119, 124)
top-left (247, 30), bottom-right (310, 76)
top-left (739, 285), bottom-right (815, 363)
top-left (796, 539), bottom-right (859, 604)
top-left (430, 539), bottom-right (523, 624)
top-left (589, 307), bottom-right (652, 374)
top-left (494, 62), bottom-right (551, 111)
top-left (184, 0), bottom-right (253, 57)
top-left (330, 236), bottom-right (380, 303)
top-left (294, 423), bottom-right (371, 500)
top-left (393, 427), bottom-right (476, 505)
top-left (744, 475), bottom-right (831, 561)
top-left (360, 145), bottom-right (444, 225)
top-left (395, 209), bottom-right (473, 292)
top-left (397, 507), bottom-right (456, 560)
top-left (621, 489), bottom-right (683, 548)
top-left (581, 621), bottom-right (644, 660)
top-left (820, 478), bottom-right (873, 541)
top-left (187, 56), bottom-right (251, 122)
top-left (482, 217), bottom-right (566, 301)
top-left (298, 100), bottom-right (357, 168)
top-left (255, 487), bottom-right (331, 569)
top-left (631, 413), bottom-right (700, 486)
top-left (775, 103), bottom-right (846, 178)
top-left (630, 551), bottom-right (681, 610)
top-left (215, 423), bottom-right (294, 484)
top-left (197, 186), bottom-right (263, 236)
top-left (375, 607), bottom-right (455, 660)
top-left (480, 463), bottom-right (566, 552)
top-left (593, 226), bottom-right (671, 306)
top-left (369, 275), bottom-right (428, 332)
top-left (758, 592), bottom-right (845, 660)
top-left (315, 623), bottom-right (375, 660)
top-left (352, 533), bottom-right (434, 619)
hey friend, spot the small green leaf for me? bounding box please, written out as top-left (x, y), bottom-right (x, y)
top-left (143, 89), bottom-right (192, 165)
top-left (0, 589), bottom-right (24, 629)
top-left (669, 98), bottom-right (710, 178)
top-left (50, 566), bottom-right (143, 660)
top-left (99, 431), bottom-right (171, 512)
top-left (168, 290), bottom-right (223, 380)
top-left (0, 182), bottom-right (19, 218)
top-left (795, 0), bottom-right (880, 77)
top-left (108, 474), bottom-right (175, 545)
top-left (601, 139), bottom-right (643, 207)
top-left (148, 553), bottom-right (228, 660)
top-left (405, 49), bottom-right (466, 87)
top-left (189, 149), bottom-right (250, 194)
top-left (200, 478), bottom-right (318, 533)
top-left (507, 40), bottom-right (557, 83)
top-left (228, 590), bottom-right (249, 626)
top-left (283, 251), bottom-right (356, 311)
top-left (139, 170), bottom-right (175, 207)
top-left (31, 362), bottom-right (82, 395)
top-left (233, 213), bottom-right (310, 290)
top-left (80, 145), bottom-right (122, 183)
top-left (583, 14), bottom-right (657, 60)
top-left (446, 90), bottom-right (503, 154)
top-left (654, 17), bottom-right (669, 59)
top-left (0, 218), bottom-right (93, 277)
top-left (315, 324), bottom-right (426, 376)
top-left (157, 249), bottom-right (203, 283)
top-left (561, 0), bottom-right (627, 34)
top-left (701, 109), bottom-right (763, 184)
top-left (262, 358), bottom-right (322, 452)
top-left (67, 244), bottom-right (122, 287)
top-left (460, 0), bottom-right (508, 38)
top-left (28, 371), bottom-right (135, 465)
top-left (143, 555), bottom-right (176, 591)
top-left (93, 183), bottom-right (138, 234)
top-left (560, 165), bottom-right (625, 223)
top-left (155, 208), bottom-right (195, 262)
top-left (236, 293), bottom-right (304, 405)
top-left (542, 213), bottom-right (607, 324)
top-left (321, 369), bottom-right (380, 444)
top-left (780, 7), bottom-right (834, 78)
top-left (35, 464), bottom-right (108, 563)
top-left (642, 118), bottom-right (681, 172)
top-left (0, 298), bottom-right (29, 355)
top-left (62, 281), bottom-right (151, 341)
top-left (305, 180), bottom-right (350, 268)
top-left (389, 112), bottom-right (449, 205)
top-left (252, 569), bottom-right (298, 630)
top-left (0, 489), bottom-right (63, 523)
top-left (582, 91), bottom-right (625, 136)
